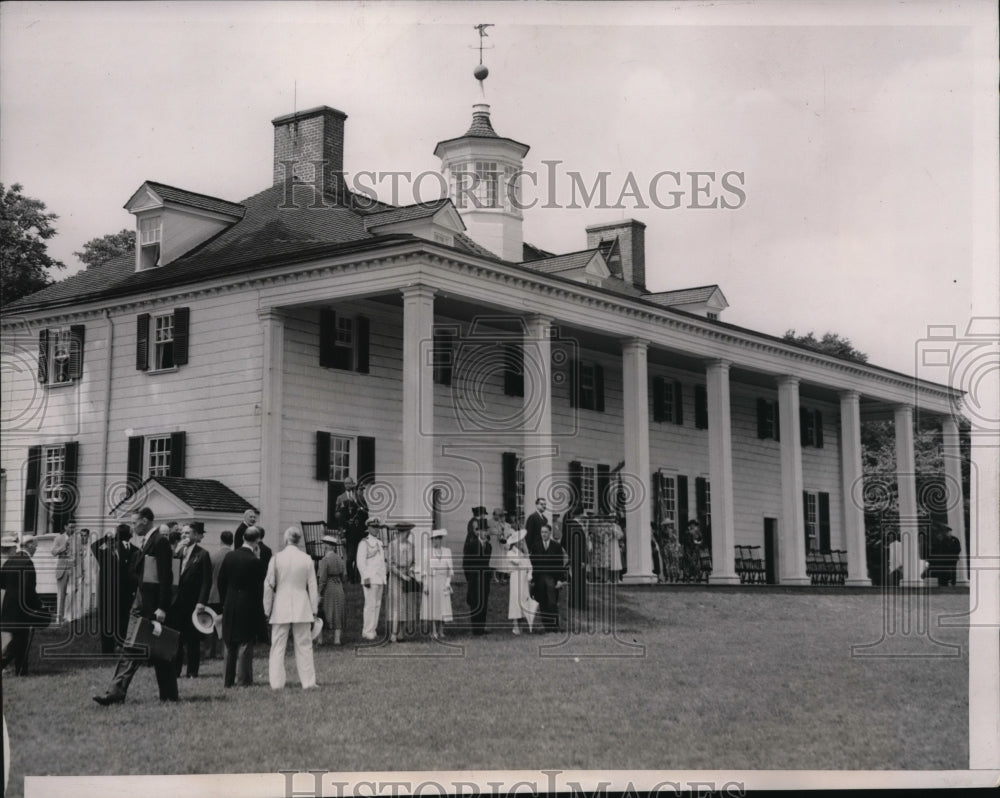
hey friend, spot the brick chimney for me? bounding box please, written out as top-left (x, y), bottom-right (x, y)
top-left (586, 219), bottom-right (646, 291)
top-left (272, 106), bottom-right (347, 200)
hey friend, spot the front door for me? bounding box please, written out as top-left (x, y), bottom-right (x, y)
top-left (764, 517), bottom-right (778, 584)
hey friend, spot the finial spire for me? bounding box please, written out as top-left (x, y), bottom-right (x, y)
top-left (472, 23), bottom-right (493, 97)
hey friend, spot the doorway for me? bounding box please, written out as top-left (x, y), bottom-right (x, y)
top-left (764, 517), bottom-right (778, 584)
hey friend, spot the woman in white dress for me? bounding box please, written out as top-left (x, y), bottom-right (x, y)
top-left (420, 528), bottom-right (453, 639)
top-left (505, 529), bottom-right (535, 634)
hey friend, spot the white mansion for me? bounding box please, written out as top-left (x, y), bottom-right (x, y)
top-left (1, 98), bottom-right (966, 590)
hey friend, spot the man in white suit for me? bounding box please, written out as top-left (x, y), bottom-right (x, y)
top-left (356, 517), bottom-right (387, 640)
top-left (263, 527), bottom-right (319, 690)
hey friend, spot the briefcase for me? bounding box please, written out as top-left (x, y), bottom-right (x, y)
top-left (124, 615), bottom-right (180, 662)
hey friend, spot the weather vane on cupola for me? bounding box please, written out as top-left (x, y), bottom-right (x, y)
top-left (472, 23), bottom-right (494, 96)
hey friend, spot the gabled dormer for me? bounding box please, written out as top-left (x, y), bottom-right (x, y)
top-left (362, 199), bottom-right (466, 248)
top-left (523, 249), bottom-right (611, 288)
top-left (645, 285), bottom-right (730, 319)
top-left (124, 181), bottom-right (245, 271)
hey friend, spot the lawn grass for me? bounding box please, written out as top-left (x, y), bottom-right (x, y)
top-left (2, 583), bottom-right (969, 796)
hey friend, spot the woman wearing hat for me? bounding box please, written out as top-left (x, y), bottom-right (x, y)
top-left (419, 529), bottom-right (453, 639)
top-left (385, 523), bottom-right (417, 642)
top-left (317, 534), bottom-right (347, 645)
top-left (504, 529), bottom-right (535, 634)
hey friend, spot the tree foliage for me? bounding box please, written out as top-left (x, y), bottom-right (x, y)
top-left (1, 183), bottom-right (65, 305)
top-left (783, 329), bottom-right (868, 363)
top-left (74, 228), bottom-right (135, 269)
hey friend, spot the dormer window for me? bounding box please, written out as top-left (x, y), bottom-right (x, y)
top-left (138, 216), bottom-right (162, 269)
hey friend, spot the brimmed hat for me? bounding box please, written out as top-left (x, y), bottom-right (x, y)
top-left (192, 605), bottom-right (219, 635)
top-left (321, 534), bottom-right (342, 546)
top-left (472, 506), bottom-right (487, 516)
top-left (430, 528), bottom-right (448, 539)
top-left (311, 616), bottom-right (324, 641)
top-left (393, 522), bottom-right (415, 531)
top-left (366, 517), bottom-right (382, 527)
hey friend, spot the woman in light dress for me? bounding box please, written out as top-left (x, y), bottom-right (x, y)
top-left (419, 528), bottom-right (453, 639)
top-left (505, 528), bottom-right (535, 634)
top-left (385, 523), bottom-right (417, 642)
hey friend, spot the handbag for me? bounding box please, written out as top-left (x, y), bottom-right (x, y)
top-left (403, 577), bottom-right (421, 594)
top-left (124, 615), bottom-right (180, 662)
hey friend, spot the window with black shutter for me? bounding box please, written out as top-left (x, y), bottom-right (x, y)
top-left (653, 377), bottom-right (684, 424)
top-left (319, 309), bottom-right (370, 373)
top-left (39, 326), bottom-right (85, 385)
top-left (597, 464), bottom-right (611, 515)
top-left (569, 460), bottom-right (583, 515)
top-left (502, 452), bottom-right (520, 522)
top-left (23, 446), bottom-right (42, 532)
top-left (799, 407), bottom-right (824, 448)
top-left (574, 360), bottom-right (605, 412)
top-left (503, 343), bottom-right (524, 397)
top-left (694, 384), bottom-right (709, 429)
top-left (137, 308), bottom-right (190, 371)
top-left (757, 398), bottom-right (780, 440)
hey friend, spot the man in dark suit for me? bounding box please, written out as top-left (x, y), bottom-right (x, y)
top-left (524, 497), bottom-right (549, 553)
top-left (94, 507), bottom-right (179, 704)
top-left (90, 523), bottom-right (139, 653)
top-left (528, 524), bottom-right (567, 633)
top-left (462, 520), bottom-right (492, 636)
top-left (1, 535), bottom-right (49, 675)
top-left (169, 521), bottom-right (213, 678)
top-left (335, 478), bottom-right (367, 583)
top-left (563, 506), bottom-right (590, 614)
top-left (232, 508), bottom-right (258, 550)
top-left (218, 525), bottom-right (266, 687)
top-left (204, 529), bottom-right (233, 660)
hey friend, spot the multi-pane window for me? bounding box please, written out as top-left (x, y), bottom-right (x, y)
top-left (329, 436), bottom-right (352, 483)
top-left (153, 313), bottom-right (175, 370)
top-left (138, 216), bottom-right (162, 269)
top-left (757, 398), bottom-right (780, 440)
top-left (474, 161), bottom-right (500, 208)
top-left (50, 328), bottom-right (73, 384)
top-left (43, 446), bottom-right (66, 504)
top-left (579, 363), bottom-right (597, 410)
top-left (804, 491), bottom-right (818, 551)
top-left (148, 436), bottom-right (172, 478)
top-left (707, 312), bottom-right (719, 321)
top-left (580, 464), bottom-right (596, 512)
top-left (514, 458), bottom-right (526, 527)
top-left (702, 481), bottom-right (712, 532)
top-left (658, 474), bottom-right (677, 528)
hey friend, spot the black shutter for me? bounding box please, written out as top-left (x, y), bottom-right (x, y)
top-left (568, 358), bottom-right (578, 407)
top-left (136, 314), bottom-right (150, 371)
top-left (319, 309), bottom-right (337, 368)
top-left (597, 464), bottom-right (611, 514)
top-left (502, 452), bottom-right (518, 519)
top-left (695, 385), bottom-right (708, 429)
top-left (504, 344), bottom-right (524, 397)
top-left (54, 441), bottom-right (79, 531)
top-left (652, 376), bottom-right (665, 423)
top-left (818, 492), bottom-right (831, 551)
top-left (569, 460), bottom-right (583, 514)
top-left (814, 410), bottom-right (824, 448)
top-left (23, 446), bottom-right (42, 532)
top-left (127, 436), bottom-right (145, 493)
top-left (69, 325), bottom-right (85, 379)
top-left (355, 316), bottom-right (370, 374)
top-left (800, 407), bottom-right (813, 447)
top-left (757, 398), bottom-right (768, 439)
top-left (432, 488), bottom-right (442, 529)
top-left (594, 364), bottom-right (605, 412)
top-left (677, 475), bottom-right (689, 530)
top-left (357, 436), bottom-right (376, 487)
top-left (673, 380), bottom-right (684, 425)
top-left (315, 431), bottom-right (331, 481)
top-left (172, 308), bottom-right (190, 366)
top-left (774, 402), bottom-right (780, 442)
top-left (169, 432), bottom-right (186, 477)
top-left (38, 329), bottom-right (49, 384)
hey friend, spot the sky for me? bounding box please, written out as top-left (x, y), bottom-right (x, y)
top-left (1, 0), bottom-right (997, 378)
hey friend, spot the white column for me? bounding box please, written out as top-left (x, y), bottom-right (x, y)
top-left (621, 338), bottom-right (654, 583)
top-left (839, 391), bottom-right (871, 586)
top-left (259, 308), bottom-right (285, 542)
top-left (778, 376), bottom-right (810, 585)
top-left (706, 360), bottom-right (740, 584)
top-left (941, 416), bottom-right (967, 584)
top-left (522, 314), bottom-right (553, 507)
top-left (401, 285), bottom-right (436, 535)
top-left (894, 405), bottom-right (922, 587)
